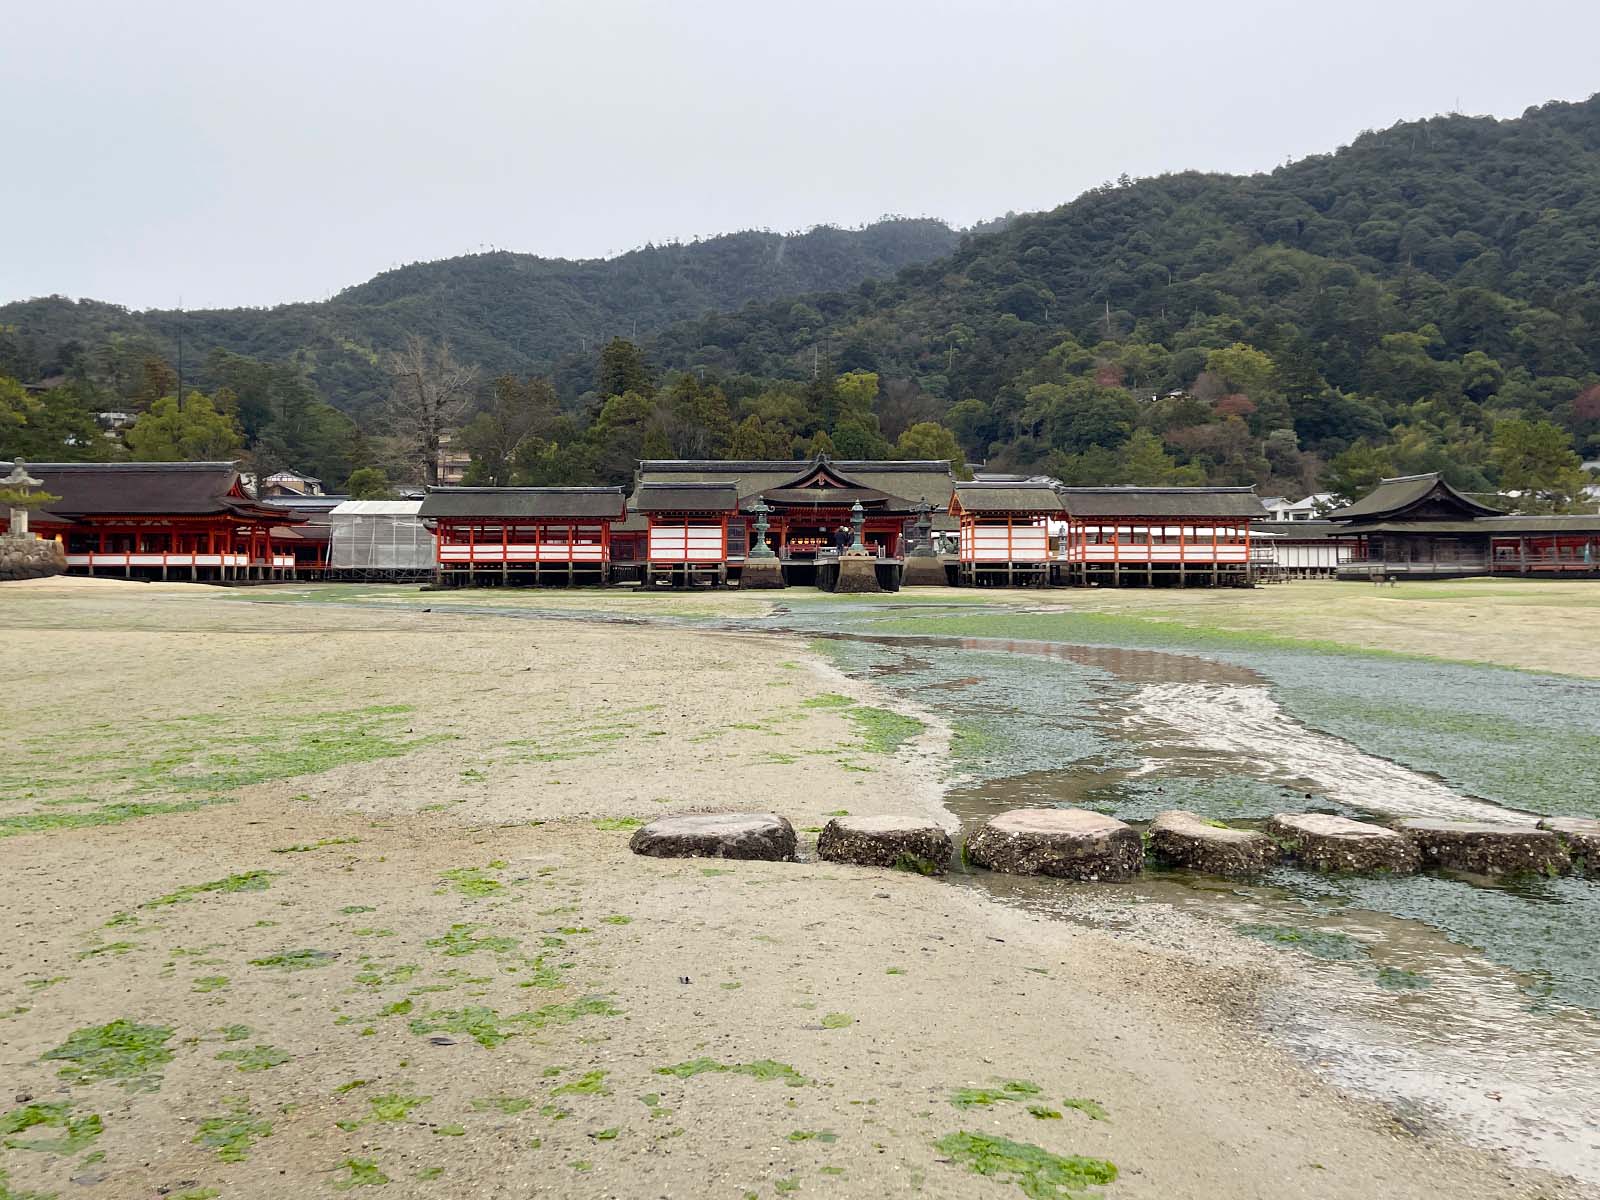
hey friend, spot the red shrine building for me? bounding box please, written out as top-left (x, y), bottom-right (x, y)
top-left (0, 461), bottom-right (306, 580)
top-left (417, 486), bottom-right (626, 585)
top-left (628, 457), bottom-right (958, 587)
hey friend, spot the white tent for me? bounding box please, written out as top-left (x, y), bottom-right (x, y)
top-left (327, 501), bottom-right (435, 575)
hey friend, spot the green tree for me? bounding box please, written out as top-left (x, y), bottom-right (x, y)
top-left (513, 428), bottom-right (597, 486)
top-left (726, 414), bottom-right (793, 460)
top-left (661, 373), bottom-right (732, 458)
top-left (1040, 381), bottom-right (1138, 454)
top-left (1326, 441), bottom-right (1395, 501)
top-left (1361, 329), bottom-right (1463, 405)
top-left (1491, 418), bottom-right (1587, 510)
top-left (803, 429), bottom-right (837, 459)
top-left (597, 338), bottom-right (653, 398)
top-left (586, 390), bottom-right (659, 482)
top-left (0, 376), bottom-right (107, 461)
top-left (125, 393), bottom-right (244, 461)
top-left (944, 398), bottom-right (993, 456)
top-left (345, 467), bottom-right (395, 500)
top-left (1118, 428), bottom-right (1201, 485)
top-left (831, 414), bottom-right (890, 460)
top-left (0, 375), bottom-right (38, 450)
top-left (461, 375), bottom-right (556, 485)
top-left (833, 371), bottom-right (879, 420)
top-left (1047, 445), bottom-right (1122, 485)
top-left (251, 373), bottom-right (362, 486)
top-left (894, 421), bottom-right (970, 478)
top-left (1204, 343), bottom-right (1277, 398)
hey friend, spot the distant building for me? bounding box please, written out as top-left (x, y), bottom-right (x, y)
top-left (1329, 472), bottom-right (1600, 579)
top-left (261, 469), bottom-right (324, 498)
top-left (1261, 493), bottom-right (1335, 521)
top-left (435, 433), bottom-right (471, 486)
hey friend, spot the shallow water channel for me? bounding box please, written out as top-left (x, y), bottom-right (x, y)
top-left (751, 600), bottom-right (1600, 1185)
top-left (252, 589), bottom-right (1600, 1182)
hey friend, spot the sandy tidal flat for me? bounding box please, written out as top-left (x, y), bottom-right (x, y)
top-left (0, 579), bottom-right (1587, 1200)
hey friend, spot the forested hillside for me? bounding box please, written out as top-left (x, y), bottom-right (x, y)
top-left (0, 218), bottom-right (970, 419)
top-left (4, 96), bottom-right (1598, 506)
top-left (636, 95), bottom-right (1600, 500)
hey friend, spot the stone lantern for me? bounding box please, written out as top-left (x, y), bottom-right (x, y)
top-left (834, 499), bottom-right (881, 594)
top-left (906, 502), bottom-right (934, 558)
top-left (2, 460), bottom-right (42, 537)
top-left (0, 459), bottom-right (67, 580)
top-left (748, 496), bottom-right (775, 559)
top-left (738, 495), bottom-right (785, 590)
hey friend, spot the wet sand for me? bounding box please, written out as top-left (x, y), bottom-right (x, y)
top-left (0, 578), bottom-right (1591, 1199)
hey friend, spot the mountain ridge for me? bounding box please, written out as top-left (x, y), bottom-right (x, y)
top-left (0, 216), bottom-right (989, 416)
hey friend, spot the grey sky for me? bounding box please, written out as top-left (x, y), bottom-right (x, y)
top-left (4, 0), bottom-right (1597, 312)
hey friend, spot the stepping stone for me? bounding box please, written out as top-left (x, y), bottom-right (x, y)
top-left (1147, 810), bottom-right (1280, 877)
top-left (1265, 813), bottom-right (1420, 874)
top-left (629, 813), bottom-right (797, 862)
top-left (965, 808), bottom-right (1142, 881)
top-left (1538, 817), bottom-right (1600, 875)
top-left (1396, 819), bottom-right (1570, 877)
top-left (816, 815), bottom-right (953, 874)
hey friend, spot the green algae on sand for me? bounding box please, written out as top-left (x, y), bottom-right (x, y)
top-left (934, 1131), bottom-right (1117, 1198)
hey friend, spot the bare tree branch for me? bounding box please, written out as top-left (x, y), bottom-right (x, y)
top-left (385, 336), bottom-right (478, 486)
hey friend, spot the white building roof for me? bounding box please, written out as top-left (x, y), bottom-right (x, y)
top-left (329, 500), bottom-right (425, 516)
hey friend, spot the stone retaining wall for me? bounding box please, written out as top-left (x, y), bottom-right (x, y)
top-left (0, 534), bottom-right (66, 581)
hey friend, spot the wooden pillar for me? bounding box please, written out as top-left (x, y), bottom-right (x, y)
top-left (501, 521), bottom-right (509, 585)
top-left (1210, 523), bottom-right (1219, 587)
top-left (1243, 521), bottom-right (1253, 586)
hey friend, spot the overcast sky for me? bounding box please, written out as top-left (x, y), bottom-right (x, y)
top-left (3, 0), bottom-right (1597, 312)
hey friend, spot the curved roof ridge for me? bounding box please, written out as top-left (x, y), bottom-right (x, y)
top-left (1375, 471), bottom-right (1443, 484)
top-left (1056, 485), bottom-right (1259, 494)
top-left (426, 485), bottom-right (622, 495)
